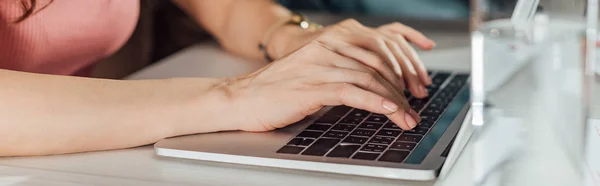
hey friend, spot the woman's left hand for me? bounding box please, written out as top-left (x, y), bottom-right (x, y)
top-left (270, 20), bottom-right (437, 98)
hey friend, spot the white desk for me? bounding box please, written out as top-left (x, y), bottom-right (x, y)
top-left (0, 30), bottom-right (473, 186)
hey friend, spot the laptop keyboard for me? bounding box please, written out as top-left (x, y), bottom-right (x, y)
top-left (277, 72), bottom-right (470, 163)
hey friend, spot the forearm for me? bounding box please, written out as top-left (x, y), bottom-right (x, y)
top-left (0, 70), bottom-right (227, 156)
top-left (172, 0), bottom-right (305, 61)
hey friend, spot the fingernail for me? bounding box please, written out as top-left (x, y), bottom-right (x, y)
top-left (420, 86), bottom-right (428, 96)
top-left (382, 100), bottom-right (398, 113)
top-left (426, 77), bottom-right (433, 85)
top-left (404, 112), bottom-right (417, 129)
top-left (409, 109), bottom-right (422, 123)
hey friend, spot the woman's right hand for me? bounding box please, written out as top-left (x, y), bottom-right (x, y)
top-left (216, 31), bottom-right (422, 132)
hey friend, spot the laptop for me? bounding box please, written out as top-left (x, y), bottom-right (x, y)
top-left (154, 70), bottom-right (471, 181)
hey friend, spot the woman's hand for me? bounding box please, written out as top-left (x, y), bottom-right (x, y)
top-left (217, 27), bottom-right (422, 132)
top-left (270, 19), bottom-right (436, 98)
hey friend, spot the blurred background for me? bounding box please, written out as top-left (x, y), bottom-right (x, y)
top-left (278, 0), bottom-right (472, 20)
top-left (151, 0), bottom-right (516, 61)
top-left (277, 0), bottom-right (518, 21)
top-left (97, 0), bottom-right (517, 79)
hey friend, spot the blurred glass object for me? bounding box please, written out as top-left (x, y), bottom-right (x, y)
top-left (470, 0), bottom-right (596, 186)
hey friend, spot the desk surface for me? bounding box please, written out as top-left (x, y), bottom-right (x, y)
top-left (0, 32), bottom-right (472, 186)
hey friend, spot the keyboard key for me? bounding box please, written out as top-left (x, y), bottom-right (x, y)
top-left (339, 117), bottom-right (363, 125)
top-left (398, 134), bottom-right (423, 143)
top-left (297, 131), bottom-right (323, 138)
top-left (370, 113), bottom-right (386, 118)
top-left (419, 120), bottom-right (434, 128)
top-left (277, 146), bottom-right (304, 154)
top-left (383, 123), bottom-right (402, 130)
top-left (342, 136), bottom-right (369, 144)
top-left (448, 77), bottom-right (466, 88)
top-left (430, 98), bottom-right (445, 105)
top-left (447, 81), bottom-right (460, 89)
top-left (306, 124), bottom-right (332, 131)
top-left (370, 136), bottom-right (395, 145)
top-left (371, 113), bottom-right (387, 117)
top-left (365, 115), bottom-right (388, 123)
top-left (428, 103), bottom-right (441, 109)
top-left (441, 97), bottom-right (455, 106)
top-left (377, 129), bottom-right (402, 137)
top-left (323, 131), bottom-right (349, 139)
top-left (302, 138), bottom-right (341, 156)
top-left (436, 92), bottom-right (451, 100)
top-left (437, 102), bottom-right (449, 109)
top-left (452, 74), bottom-right (469, 85)
top-left (352, 152), bottom-right (380, 160)
top-left (287, 138), bottom-right (315, 146)
top-left (351, 129), bottom-right (376, 137)
top-left (404, 127), bottom-right (429, 135)
top-left (411, 105), bottom-right (423, 112)
top-left (331, 124), bottom-right (356, 132)
top-left (432, 73), bottom-right (450, 85)
top-left (358, 123), bottom-right (383, 130)
top-left (390, 142), bottom-right (417, 151)
top-left (446, 88), bottom-right (459, 95)
top-left (421, 115), bottom-right (437, 122)
top-left (421, 114), bottom-right (439, 121)
top-left (348, 109), bottom-right (370, 118)
top-left (288, 138), bottom-right (303, 145)
top-left (316, 115), bottom-right (341, 124)
top-left (409, 99), bottom-right (427, 112)
top-left (327, 106), bottom-right (352, 116)
top-left (426, 87), bottom-right (439, 95)
top-left (453, 74), bottom-right (469, 80)
top-left (360, 144), bottom-right (388, 153)
top-left (415, 97), bottom-right (431, 103)
top-left (433, 97), bottom-right (445, 104)
top-left (422, 108), bottom-right (443, 117)
top-left (327, 145), bottom-right (361, 158)
top-left (378, 150), bottom-right (410, 163)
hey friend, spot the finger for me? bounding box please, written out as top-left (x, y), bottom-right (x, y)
top-left (330, 25), bottom-right (405, 84)
top-left (385, 39), bottom-right (428, 98)
top-left (315, 66), bottom-right (409, 109)
top-left (317, 83), bottom-right (419, 130)
top-left (385, 33), bottom-right (432, 86)
top-left (339, 26), bottom-right (426, 98)
top-left (315, 37), bottom-right (406, 91)
top-left (379, 22), bottom-right (435, 50)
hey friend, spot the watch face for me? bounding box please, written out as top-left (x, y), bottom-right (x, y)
top-left (300, 21), bottom-right (310, 29)
top-left (289, 13), bottom-right (321, 31)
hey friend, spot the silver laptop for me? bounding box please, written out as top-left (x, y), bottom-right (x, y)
top-left (154, 71), bottom-right (471, 181)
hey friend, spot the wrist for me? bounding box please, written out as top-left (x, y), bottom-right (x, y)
top-left (268, 25), bottom-right (322, 60)
top-left (189, 77), bottom-right (253, 132)
top-left (267, 25), bottom-right (306, 59)
top-left (163, 78), bottom-right (238, 137)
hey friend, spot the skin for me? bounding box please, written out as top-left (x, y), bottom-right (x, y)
top-left (0, 0), bottom-right (435, 156)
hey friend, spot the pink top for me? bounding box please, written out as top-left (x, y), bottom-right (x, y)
top-left (0, 0), bottom-right (139, 76)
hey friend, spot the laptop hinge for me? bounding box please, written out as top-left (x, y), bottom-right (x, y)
top-left (441, 136), bottom-right (456, 157)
